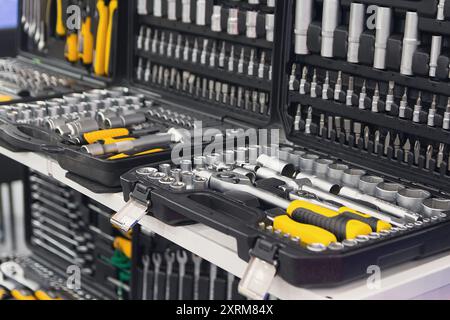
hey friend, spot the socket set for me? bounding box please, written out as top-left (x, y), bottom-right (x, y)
top-left (26, 171), bottom-right (133, 299)
top-left (115, 142), bottom-right (450, 292)
top-left (0, 86), bottom-right (229, 188)
top-left (0, 58), bottom-right (85, 105)
top-left (132, 0), bottom-right (279, 126)
top-left (283, 0), bottom-right (450, 191)
top-left (132, 230), bottom-right (247, 300)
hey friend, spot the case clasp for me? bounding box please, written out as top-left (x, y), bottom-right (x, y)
top-left (111, 183), bottom-right (152, 232)
top-left (238, 239), bottom-right (278, 300)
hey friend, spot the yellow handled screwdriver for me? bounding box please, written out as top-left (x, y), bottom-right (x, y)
top-left (104, 0), bottom-right (119, 76)
top-left (56, 0), bottom-right (66, 36)
top-left (93, 0), bottom-right (109, 76)
top-left (79, 1), bottom-right (94, 65)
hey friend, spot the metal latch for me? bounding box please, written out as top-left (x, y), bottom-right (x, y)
top-left (238, 239), bottom-right (278, 300)
top-left (111, 183), bottom-right (152, 232)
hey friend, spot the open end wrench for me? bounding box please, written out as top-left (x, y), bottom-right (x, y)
top-left (152, 253), bottom-right (162, 300)
top-left (192, 254), bottom-right (202, 300)
top-left (176, 250), bottom-right (187, 300)
top-left (164, 250), bottom-right (175, 300)
top-left (141, 255), bottom-right (150, 300)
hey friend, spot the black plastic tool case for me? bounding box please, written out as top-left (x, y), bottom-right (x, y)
top-left (119, 0), bottom-right (450, 289)
top-left (22, 169), bottom-right (132, 299)
top-left (1, 0), bottom-right (281, 191)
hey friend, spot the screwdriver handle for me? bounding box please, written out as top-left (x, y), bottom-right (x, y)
top-left (34, 290), bottom-right (63, 300)
top-left (11, 289), bottom-right (37, 300)
top-left (338, 207), bottom-right (392, 233)
top-left (273, 215), bottom-right (337, 246)
top-left (56, 0), bottom-right (66, 36)
top-left (80, 16), bottom-right (94, 64)
top-left (287, 200), bottom-right (372, 241)
top-left (93, 0), bottom-right (109, 76)
top-left (105, 0), bottom-right (119, 76)
top-left (113, 237), bottom-right (132, 259)
top-left (83, 128), bottom-right (130, 144)
top-left (107, 148), bottom-right (165, 160)
top-left (65, 33), bottom-right (79, 63)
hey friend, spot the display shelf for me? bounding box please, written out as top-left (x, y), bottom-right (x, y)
top-left (2, 146), bottom-right (450, 300)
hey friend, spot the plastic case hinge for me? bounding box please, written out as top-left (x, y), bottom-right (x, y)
top-left (110, 183), bottom-right (152, 232)
top-left (238, 239), bottom-right (279, 300)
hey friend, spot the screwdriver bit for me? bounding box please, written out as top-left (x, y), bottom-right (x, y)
top-left (300, 66), bottom-right (308, 95)
top-left (322, 71), bottom-right (330, 100)
top-left (403, 139), bottom-right (411, 163)
top-left (310, 69), bottom-right (318, 98)
top-left (289, 64), bottom-right (297, 91)
top-left (346, 76), bottom-right (354, 106)
top-left (372, 83), bottom-right (380, 113)
top-left (385, 81), bottom-right (395, 112)
top-left (413, 92), bottom-right (422, 123)
top-left (334, 71), bottom-right (342, 101)
top-left (358, 80), bottom-right (367, 110)
top-left (399, 88), bottom-right (408, 119)
top-left (443, 99), bottom-right (450, 130)
top-left (428, 95), bottom-right (437, 127)
top-left (438, 143), bottom-right (445, 169)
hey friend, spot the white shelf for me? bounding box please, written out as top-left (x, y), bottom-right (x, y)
top-left (2, 145), bottom-right (450, 300)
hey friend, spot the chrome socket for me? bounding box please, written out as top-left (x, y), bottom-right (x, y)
top-left (341, 169), bottom-right (367, 188)
top-left (421, 198), bottom-right (450, 217)
top-left (326, 163), bottom-right (349, 182)
top-left (299, 154), bottom-right (320, 172)
top-left (396, 188), bottom-right (431, 212)
top-left (358, 175), bottom-right (384, 196)
top-left (375, 182), bottom-right (405, 203)
top-left (313, 159), bottom-right (335, 177)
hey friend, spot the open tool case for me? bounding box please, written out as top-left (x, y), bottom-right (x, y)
top-left (0, 0), bottom-right (280, 191)
top-left (118, 0), bottom-right (450, 293)
top-left (20, 169), bottom-right (134, 299)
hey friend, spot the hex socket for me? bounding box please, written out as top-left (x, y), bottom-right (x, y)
top-left (396, 188), bottom-right (431, 212)
top-left (347, 3), bottom-right (365, 63)
top-left (358, 175), bottom-right (384, 196)
top-left (321, 0), bottom-right (340, 58)
top-left (327, 163), bottom-right (349, 182)
top-left (375, 182), bottom-right (405, 203)
top-left (299, 154), bottom-right (320, 172)
top-left (341, 169), bottom-right (367, 188)
top-left (313, 159), bottom-right (335, 177)
top-left (400, 12), bottom-right (419, 76)
top-left (295, 0), bottom-right (314, 55)
top-left (421, 198), bottom-right (450, 217)
top-left (373, 7), bottom-right (392, 70)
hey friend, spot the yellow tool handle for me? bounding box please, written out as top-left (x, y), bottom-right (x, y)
top-left (56, 0), bottom-right (66, 36)
top-left (105, 0), bottom-right (119, 76)
top-left (93, 0), bottom-right (109, 76)
top-left (287, 200), bottom-right (372, 241)
top-left (65, 33), bottom-right (79, 63)
top-left (0, 288), bottom-right (10, 300)
top-left (113, 237), bottom-right (132, 259)
top-left (108, 148), bottom-right (165, 160)
top-left (80, 16), bottom-right (94, 64)
top-left (0, 95), bottom-right (12, 102)
top-left (337, 207), bottom-right (392, 233)
top-left (83, 128), bottom-right (130, 144)
top-left (11, 289), bottom-right (37, 300)
top-left (273, 215), bottom-right (337, 246)
top-left (34, 290), bottom-right (63, 300)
